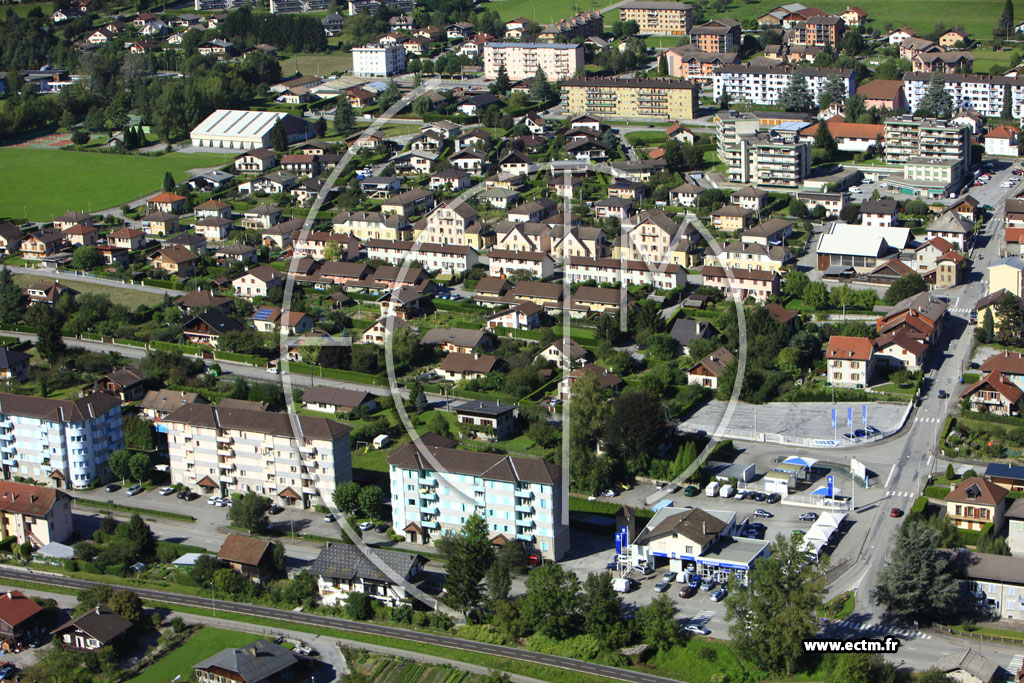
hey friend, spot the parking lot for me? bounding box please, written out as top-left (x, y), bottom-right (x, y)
top-left (675, 401), bottom-right (905, 443)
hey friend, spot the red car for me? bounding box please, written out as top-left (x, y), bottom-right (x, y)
top-left (890, 508), bottom-right (903, 518)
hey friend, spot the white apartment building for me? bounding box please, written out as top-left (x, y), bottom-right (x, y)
top-left (363, 239), bottom-right (479, 275)
top-left (483, 42), bottom-right (584, 82)
top-left (904, 73), bottom-right (1024, 119)
top-left (0, 393), bottom-right (124, 490)
top-left (825, 335), bottom-right (875, 389)
top-left (712, 65), bottom-right (854, 106)
top-left (565, 256), bottom-right (685, 290)
top-left (164, 404), bottom-right (352, 509)
top-left (487, 249), bottom-right (555, 280)
top-left (387, 442), bottom-right (569, 560)
top-left (353, 44), bottom-right (406, 77)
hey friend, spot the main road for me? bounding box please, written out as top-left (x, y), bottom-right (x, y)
top-left (0, 565), bottom-right (682, 683)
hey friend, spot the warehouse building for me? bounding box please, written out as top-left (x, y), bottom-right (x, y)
top-left (190, 110), bottom-right (313, 150)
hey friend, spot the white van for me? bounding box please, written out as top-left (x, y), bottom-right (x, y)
top-left (612, 577), bottom-right (636, 593)
top-left (372, 434), bottom-right (391, 449)
top-left (720, 484), bottom-right (734, 498)
top-left (705, 481), bottom-right (720, 497)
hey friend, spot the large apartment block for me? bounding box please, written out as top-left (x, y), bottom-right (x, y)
top-left (883, 115), bottom-right (971, 179)
top-left (619, 1), bottom-right (692, 35)
top-left (538, 11), bottom-right (604, 42)
top-left (352, 44), bottom-right (406, 77)
top-left (164, 404), bottom-right (352, 509)
top-left (193, 0), bottom-right (247, 10)
top-left (387, 443), bottom-right (569, 560)
top-left (482, 43), bottom-right (583, 82)
top-left (0, 393), bottom-right (124, 490)
top-left (717, 124), bottom-right (811, 189)
top-left (562, 77), bottom-right (697, 120)
top-left (564, 256), bottom-right (686, 290)
top-left (904, 73), bottom-right (1024, 119)
top-left (712, 65), bottom-right (854, 106)
top-left (269, 0), bottom-right (329, 11)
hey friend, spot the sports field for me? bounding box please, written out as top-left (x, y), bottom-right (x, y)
top-left (0, 147), bottom-right (230, 222)
top-left (485, 0), bottom-right (1004, 37)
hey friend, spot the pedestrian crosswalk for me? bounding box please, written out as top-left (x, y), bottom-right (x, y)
top-left (833, 619), bottom-right (932, 640)
top-left (950, 307), bottom-right (974, 315)
top-left (887, 490), bottom-right (914, 498)
top-left (1008, 654), bottom-right (1023, 675)
top-left (915, 416), bottom-right (942, 423)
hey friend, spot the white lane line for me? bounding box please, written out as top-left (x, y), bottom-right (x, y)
top-left (885, 463), bottom-right (897, 489)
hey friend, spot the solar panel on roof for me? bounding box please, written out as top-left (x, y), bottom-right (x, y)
top-left (253, 307), bottom-right (276, 321)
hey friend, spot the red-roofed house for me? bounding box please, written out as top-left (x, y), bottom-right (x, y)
top-left (218, 533), bottom-right (275, 583)
top-left (914, 236), bottom-right (955, 273)
top-left (936, 250), bottom-right (964, 288)
top-left (146, 192), bottom-right (187, 214)
top-left (873, 329), bottom-right (928, 371)
top-left (944, 476), bottom-right (1008, 531)
top-left (855, 79), bottom-right (905, 110)
top-left (798, 120), bottom-right (884, 152)
top-left (840, 6), bottom-right (867, 26)
top-left (0, 590), bottom-right (44, 642)
top-left (962, 371), bottom-right (1023, 416)
top-left (985, 125), bottom-right (1020, 157)
top-left (826, 335), bottom-right (875, 388)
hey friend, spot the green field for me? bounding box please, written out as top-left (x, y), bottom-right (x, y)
top-left (0, 148), bottom-right (230, 222)
top-left (281, 51), bottom-right (353, 76)
top-left (485, 0), bottom-right (1006, 37)
top-left (129, 628), bottom-right (257, 683)
top-left (2, 2), bottom-right (51, 17)
top-left (11, 274), bottom-right (166, 308)
top-left (971, 48), bottom-right (1015, 73)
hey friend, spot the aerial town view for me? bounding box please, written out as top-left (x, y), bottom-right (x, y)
top-left (4, 0), bottom-right (1024, 681)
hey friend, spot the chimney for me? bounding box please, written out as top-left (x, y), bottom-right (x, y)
top-left (702, 521), bottom-right (706, 535)
top-left (95, 607), bottom-right (100, 615)
top-left (6, 592), bottom-right (11, 600)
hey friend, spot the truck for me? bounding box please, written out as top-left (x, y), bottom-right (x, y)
top-left (612, 577), bottom-right (636, 593)
top-left (705, 481), bottom-right (720, 497)
top-left (720, 484), bottom-right (734, 498)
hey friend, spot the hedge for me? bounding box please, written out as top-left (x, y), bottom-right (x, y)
top-left (142, 279), bottom-right (188, 291)
top-left (957, 412), bottom-right (1024, 427)
top-left (909, 495), bottom-right (929, 515)
top-left (215, 350), bottom-right (268, 367)
top-left (924, 485), bottom-right (951, 498)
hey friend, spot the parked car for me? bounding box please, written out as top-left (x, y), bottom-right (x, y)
top-left (753, 509), bottom-right (773, 518)
top-left (126, 485), bottom-right (143, 497)
top-left (734, 491), bottom-right (747, 500)
top-left (376, 523), bottom-right (390, 533)
top-left (159, 486), bottom-right (174, 496)
top-left (323, 514), bottom-right (334, 523)
top-left (653, 581), bottom-right (670, 593)
top-left (938, 390), bottom-right (949, 399)
top-left (799, 512), bottom-right (819, 522)
top-left (662, 571), bottom-right (677, 583)
top-left (766, 493), bottom-right (781, 504)
top-left (207, 496), bottom-right (220, 505)
top-left (606, 556), bottom-right (619, 571)
top-left (105, 483), bottom-right (120, 493)
top-left (700, 578), bottom-right (714, 591)
top-left (358, 522), bottom-right (374, 531)
top-left (683, 485), bottom-right (699, 497)
top-left (678, 584), bottom-right (697, 598)
top-left (268, 505), bottom-right (283, 515)
top-left (742, 527), bottom-right (763, 539)
top-left (684, 624), bottom-right (710, 635)
top-left (600, 489), bottom-right (616, 497)
top-left (710, 589), bottom-right (727, 602)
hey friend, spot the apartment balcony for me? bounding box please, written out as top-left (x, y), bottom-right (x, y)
top-left (216, 434), bottom-right (233, 445)
top-left (419, 489), bottom-right (438, 501)
top-left (420, 476), bottom-right (437, 487)
top-left (299, 443), bottom-right (318, 455)
top-left (514, 489), bottom-right (534, 500)
top-left (515, 533), bottom-right (535, 543)
top-left (219, 474), bottom-right (237, 484)
top-left (515, 504), bottom-right (535, 514)
top-left (516, 518), bottom-right (536, 529)
top-left (420, 505), bottom-right (439, 516)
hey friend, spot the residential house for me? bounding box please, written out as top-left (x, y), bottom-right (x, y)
top-left (193, 640), bottom-right (299, 683)
top-left (438, 352), bottom-right (500, 382)
top-left (420, 328), bottom-right (494, 354)
top-left (21, 231), bottom-right (66, 259)
top-left (700, 266), bottom-right (780, 302)
top-left (310, 543), bottom-right (423, 607)
top-left (487, 250), bottom-right (554, 280)
top-left (962, 371), bottom-right (1024, 416)
top-left (687, 347), bottom-right (735, 390)
top-left (859, 198), bottom-right (899, 228)
top-left (250, 306), bottom-right (314, 336)
top-left (0, 482), bottom-right (72, 547)
top-left (826, 335), bottom-right (875, 388)
top-left (233, 266), bottom-right (284, 299)
top-left (0, 590), bottom-right (44, 643)
top-left (26, 280), bottom-right (76, 305)
top-left (150, 245), bottom-right (198, 279)
top-left (945, 477), bottom-right (1007, 532)
top-left (91, 367), bottom-right (146, 402)
top-left (52, 606), bottom-right (131, 651)
top-left (241, 204), bottom-right (284, 231)
top-left (731, 186), bottom-right (768, 212)
top-left (454, 400), bottom-right (517, 441)
top-left (381, 189), bottom-right (435, 218)
top-left (670, 318), bottom-right (714, 356)
top-left (873, 329), bottom-right (928, 371)
top-left (138, 389), bottom-right (205, 421)
top-left (218, 534), bottom-right (276, 583)
top-left (0, 348), bottom-right (30, 382)
top-left (181, 310), bottom-right (244, 347)
top-left (61, 223), bottom-right (98, 247)
top-left (986, 125), bottom-right (1020, 156)
top-left (357, 316), bottom-right (407, 345)
top-left (0, 222), bottom-right (23, 255)
top-left (710, 205), bottom-right (755, 231)
top-left (140, 211), bottom-right (180, 236)
top-left (147, 192), bottom-right (187, 214)
top-left (669, 183), bottom-right (707, 207)
top-left (301, 387), bottom-right (377, 414)
top-left (538, 339), bottom-right (591, 368)
top-left (234, 148), bottom-right (278, 173)
top-left (486, 303), bottom-right (543, 331)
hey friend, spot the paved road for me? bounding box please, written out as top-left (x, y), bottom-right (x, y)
top-left (0, 566), bottom-right (685, 683)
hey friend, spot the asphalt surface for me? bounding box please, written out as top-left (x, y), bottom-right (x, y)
top-left (0, 566), bottom-right (684, 683)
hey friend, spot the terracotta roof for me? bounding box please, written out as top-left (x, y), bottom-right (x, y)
top-left (800, 121), bottom-right (884, 140)
top-left (218, 533), bottom-right (273, 566)
top-left (961, 370), bottom-right (1023, 404)
top-left (637, 507), bottom-right (727, 547)
top-left (439, 352), bottom-right (498, 375)
top-left (981, 351), bottom-right (1024, 375)
top-left (873, 328), bottom-right (928, 356)
top-left (701, 265), bottom-right (779, 282)
top-left (944, 476), bottom-right (1008, 506)
top-left (0, 481), bottom-right (68, 518)
top-left (855, 79), bottom-right (904, 100)
top-left (0, 590), bottom-right (43, 628)
top-left (986, 124), bottom-right (1021, 139)
top-left (689, 346), bottom-right (734, 377)
top-left (826, 335), bottom-right (873, 361)
top-left (764, 302), bottom-right (798, 324)
top-left (148, 192), bottom-right (185, 203)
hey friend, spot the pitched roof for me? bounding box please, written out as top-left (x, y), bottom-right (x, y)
top-left (764, 302), bottom-right (798, 324)
top-left (980, 350), bottom-right (1024, 375)
top-left (873, 328), bottom-right (927, 356)
top-left (300, 386), bottom-right (375, 408)
top-left (309, 543), bottom-right (421, 582)
top-left (985, 461), bottom-right (1024, 483)
top-left (53, 605), bottom-right (131, 643)
top-left (217, 533), bottom-right (273, 566)
top-left (193, 639), bottom-right (298, 682)
top-left (945, 476), bottom-right (1009, 506)
top-left (0, 392), bottom-right (120, 423)
top-left (439, 352), bottom-right (499, 375)
top-left (690, 347), bottom-right (734, 377)
top-left (937, 649), bottom-right (1000, 681)
top-left (386, 443), bottom-right (560, 485)
top-left (0, 481), bottom-right (67, 517)
top-left (0, 347), bottom-right (29, 370)
top-left (139, 389), bottom-right (203, 413)
top-left (826, 335), bottom-right (873, 361)
top-left (420, 327), bottom-right (491, 349)
top-left (163, 404), bottom-right (349, 440)
top-left (961, 371), bottom-right (1024, 405)
top-left (636, 507), bottom-right (727, 547)
top-left (0, 590), bottom-right (43, 628)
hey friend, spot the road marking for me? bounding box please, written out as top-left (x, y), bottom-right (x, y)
top-left (885, 463), bottom-right (897, 489)
top-left (1009, 655), bottom-right (1023, 674)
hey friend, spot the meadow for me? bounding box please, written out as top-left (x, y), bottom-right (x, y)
top-left (0, 147), bottom-right (230, 222)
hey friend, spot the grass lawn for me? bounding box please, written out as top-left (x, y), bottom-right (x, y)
top-left (3, 2), bottom-right (50, 17)
top-left (639, 640), bottom-right (750, 683)
top-left (488, 0), bottom-right (622, 24)
top-left (952, 623), bottom-right (1024, 641)
top-left (625, 131), bottom-right (668, 146)
top-left (970, 48), bottom-right (1015, 73)
top-left (129, 628), bottom-right (257, 683)
top-left (11, 274), bottom-right (166, 308)
top-left (0, 148), bottom-right (230, 222)
top-left (281, 51), bottom-right (353, 76)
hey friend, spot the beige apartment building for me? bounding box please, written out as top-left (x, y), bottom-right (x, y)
top-left (619, 0), bottom-right (692, 35)
top-left (562, 77), bottom-right (697, 120)
top-left (482, 42), bottom-right (583, 82)
top-left (164, 404), bottom-right (352, 509)
top-left (825, 335), bottom-right (875, 389)
top-left (719, 128), bottom-right (811, 189)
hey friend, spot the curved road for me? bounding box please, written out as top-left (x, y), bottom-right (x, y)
top-left (0, 566), bottom-right (683, 683)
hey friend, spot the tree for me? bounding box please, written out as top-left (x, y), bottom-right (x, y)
top-left (108, 450), bottom-right (132, 483)
top-left (997, 0), bottom-right (1015, 39)
top-left (357, 484), bottom-right (383, 520)
top-left (190, 554), bottom-right (219, 587)
top-left (580, 572), bottom-right (628, 648)
top-left (162, 171), bottom-right (175, 192)
top-left (108, 590), bottom-right (143, 623)
top-left (783, 271), bottom-right (809, 299)
top-left (333, 98), bottom-right (355, 136)
top-left (788, 197), bottom-right (809, 218)
top-left (213, 568), bottom-right (249, 599)
top-left (519, 563), bottom-right (580, 639)
top-left (76, 585), bottom-right (114, 613)
top-left (270, 121), bottom-right (287, 152)
top-left (0, 268), bottom-right (24, 326)
top-left (726, 533), bottom-right (827, 676)
top-left (123, 416), bottom-right (156, 452)
top-left (883, 273), bottom-right (928, 305)
top-left (410, 384), bottom-right (428, 413)
top-left (603, 389), bottom-right (665, 476)
top-left (437, 514), bottom-right (493, 615)
top-left (378, 80), bottom-right (401, 111)
top-left (115, 513), bottom-right (155, 558)
top-left (314, 116), bottom-right (327, 138)
top-left (346, 591), bottom-right (373, 620)
top-left (945, 463), bottom-right (956, 480)
top-left (70, 246), bottom-right (102, 271)
top-left (995, 293), bottom-right (1024, 345)
top-left (333, 481), bottom-right (360, 513)
top-left (70, 129), bottom-right (90, 146)
top-left (823, 652), bottom-right (898, 683)
top-left (637, 594), bottom-right (678, 652)
top-left (777, 73), bottom-right (814, 112)
top-left (271, 540), bottom-right (286, 575)
top-left (128, 451), bottom-right (150, 483)
top-left (1003, 83), bottom-right (1015, 122)
top-left (917, 72), bottom-right (953, 119)
top-left (803, 281), bottom-right (829, 310)
top-left (569, 369), bottom-right (609, 451)
top-left (486, 559), bottom-right (511, 603)
top-left (529, 67), bottom-right (550, 101)
top-left (658, 52), bottom-right (668, 74)
top-left (491, 63), bottom-right (510, 95)
top-left (672, 440), bottom-right (698, 478)
top-left (982, 307), bottom-right (995, 343)
top-left (813, 122), bottom-right (838, 160)
top-left (33, 303), bottom-right (65, 360)
top-left (228, 491), bottom-right (271, 533)
top-left (872, 520), bottom-right (962, 622)
top-left (819, 74), bottom-right (849, 109)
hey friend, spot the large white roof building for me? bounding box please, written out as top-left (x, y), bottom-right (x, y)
top-left (189, 109), bottom-right (313, 150)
